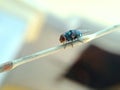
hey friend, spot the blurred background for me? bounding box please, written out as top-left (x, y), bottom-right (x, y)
top-left (0, 0), bottom-right (120, 90)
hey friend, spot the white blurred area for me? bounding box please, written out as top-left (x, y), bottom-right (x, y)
top-left (0, 0), bottom-right (120, 90)
top-left (22, 0), bottom-right (120, 25)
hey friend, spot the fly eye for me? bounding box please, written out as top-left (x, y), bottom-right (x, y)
top-left (60, 35), bottom-right (66, 43)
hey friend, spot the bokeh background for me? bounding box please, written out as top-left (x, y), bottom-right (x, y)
top-left (0, 0), bottom-right (120, 90)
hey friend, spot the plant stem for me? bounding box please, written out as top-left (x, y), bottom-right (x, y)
top-left (0, 24), bottom-right (120, 73)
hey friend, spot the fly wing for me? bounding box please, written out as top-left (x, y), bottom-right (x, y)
top-left (77, 29), bottom-right (91, 35)
top-left (66, 16), bottom-right (82, 30)
top-left (65, 16), bottom-right (91, 35)
top-left (66, 17), bottom-right (91, 35)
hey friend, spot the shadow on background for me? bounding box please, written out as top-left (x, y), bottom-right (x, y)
top-left (65, 45), bottom-right (120, 89)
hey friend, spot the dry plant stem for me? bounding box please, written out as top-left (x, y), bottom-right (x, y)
top-left (0, 24), bottom-right (120, 73)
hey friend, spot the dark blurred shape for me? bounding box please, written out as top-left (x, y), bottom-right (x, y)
top-left (65, 45), bottom-right (120, 88)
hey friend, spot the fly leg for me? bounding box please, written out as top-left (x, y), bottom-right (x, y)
top-left (63, 42), bottom-right (67, 49)
top-left (70, 40), bottom-right (74, 47)
top-left (64, 43), bottom-right (67, 49)
top-left (77, 37), bottom-right (83, 43)
top-left (63, 41), bottom-right (73, 49)
top-left (70, 40), bottom-right (73, 47)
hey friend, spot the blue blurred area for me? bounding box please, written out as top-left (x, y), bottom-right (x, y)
top-left (0, 10), bottom-right (27, 86)
top-left (0, 11), bottom-right (27, 61)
